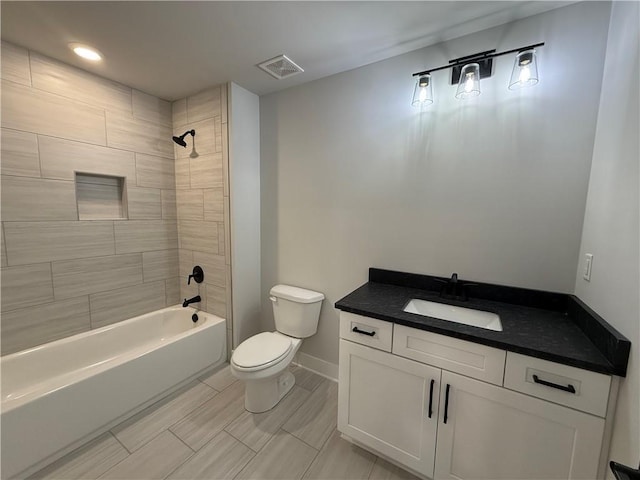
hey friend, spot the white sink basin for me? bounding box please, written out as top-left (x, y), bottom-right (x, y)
top-left (403, 299), bottom-right (503, 332)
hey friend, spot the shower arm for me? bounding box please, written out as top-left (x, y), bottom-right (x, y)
top-left (180, 129), bottom-right (195, 139)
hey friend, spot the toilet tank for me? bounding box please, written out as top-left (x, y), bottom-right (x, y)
top-left (270, 285), bottom-right (324, 338)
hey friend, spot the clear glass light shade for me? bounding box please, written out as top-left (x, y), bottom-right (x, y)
top-left (412, 75), bottom-right (433, 106)
top-left (455, 63), bottom-right (481, 99)
top-left (509, 50), bottom-right (539, 89)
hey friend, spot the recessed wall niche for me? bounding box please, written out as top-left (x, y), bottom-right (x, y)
top-left (75, 173), bottom-right (128, 220)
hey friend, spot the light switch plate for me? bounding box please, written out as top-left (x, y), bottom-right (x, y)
top-left (583, 253), bottom-right (593, 281)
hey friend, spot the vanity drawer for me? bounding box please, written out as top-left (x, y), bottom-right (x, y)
top-left (392, 324), bottom-right (506, 385)
top-left (339, 312), bottom-right (393, 352)
top-left (504, 352), bottom-right (611, 417)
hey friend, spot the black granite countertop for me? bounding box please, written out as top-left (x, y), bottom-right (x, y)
top-left (335, 269), bottom-right (631, 377)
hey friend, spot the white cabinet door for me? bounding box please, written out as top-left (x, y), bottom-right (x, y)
top-left (434, 371), bottom-right (605, 480)
top-left (338, 339), bottom-right (441, 478)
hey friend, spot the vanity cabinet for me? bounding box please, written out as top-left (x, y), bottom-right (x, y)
top-left (338, 312), bottom-right (612, 480)
top-left (434, 370), bottom-right (604, 479)
top-left (338, 339), bottom-right (441, 477)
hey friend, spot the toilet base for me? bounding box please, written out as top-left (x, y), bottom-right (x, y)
top-left (244, 370), bottom-right (295, 413)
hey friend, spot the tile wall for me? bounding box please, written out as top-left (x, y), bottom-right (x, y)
top-left (171, 85), bottom-right (233, 350)
top-left (0, 42), bottom-right (181, 354)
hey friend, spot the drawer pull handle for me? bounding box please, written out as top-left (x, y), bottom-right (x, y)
top-left (428, 379), bottom-right (435, 418)
top-left (532, 374), bottom-right (576, 394)
top-left (352, 326), bottom-right (376, 337)
top-left (443, 384), bottom-right (451, 424)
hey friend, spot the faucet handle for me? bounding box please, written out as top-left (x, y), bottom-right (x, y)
top-left (188, 265), bottom-right (204, 285)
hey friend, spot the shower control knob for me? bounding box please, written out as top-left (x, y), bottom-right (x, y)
top-left (188, 266), bottom-right (204, 285)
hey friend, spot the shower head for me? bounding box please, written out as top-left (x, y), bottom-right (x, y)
top-left (172, 129), bottom-right (195, 148)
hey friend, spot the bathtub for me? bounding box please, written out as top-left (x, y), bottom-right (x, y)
top-left (1, 305), bottom-right (226, 479)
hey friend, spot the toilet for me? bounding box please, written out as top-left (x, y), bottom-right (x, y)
top-left (230, 284), bottom-right (324, 413)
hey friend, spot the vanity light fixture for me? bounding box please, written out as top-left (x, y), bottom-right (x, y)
top-left (411, 42), bottom-right (544, 105)
top-left (69, 43), bottom-right (103, 61)
top-left (455, 63), bottom-right (481, 99)
top-left (508, 49), bottom-right (539, 89)
top-left (412, 74), bottom-right (433, 106)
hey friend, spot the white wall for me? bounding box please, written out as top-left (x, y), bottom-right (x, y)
top-left (260, 2), bottom-right (611, 365)
top-left (574, 1), bottom-right (640, 469)
top-left (229, 82), bottom-right (262, 346)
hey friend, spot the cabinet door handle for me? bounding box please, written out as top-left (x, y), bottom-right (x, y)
top-left (443, 384), bottom-right (451, 424)
top-left (352, 326), bottom-right (375, 337)
top-left (532, 374), bottom-right (576, 394)
top-left (428, 379), bottom-right (435, 418)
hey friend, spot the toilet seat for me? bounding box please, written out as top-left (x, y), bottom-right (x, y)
top-left (232, 332), bottom-right (293, 372)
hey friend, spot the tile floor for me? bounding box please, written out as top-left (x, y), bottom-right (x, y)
top-left (29, 364), bottom-right (419, 480)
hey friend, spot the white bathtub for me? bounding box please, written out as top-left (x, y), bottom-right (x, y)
top-left (1, 305), bottom-right (226, 479)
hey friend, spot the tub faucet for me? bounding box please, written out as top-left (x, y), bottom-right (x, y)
top-left (183, 295), bottom-right (201, 307)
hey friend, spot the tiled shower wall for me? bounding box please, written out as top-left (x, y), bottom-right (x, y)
top-left (0, 42), bottom-right (180, 355)
top-left (171, 86), bottom-right (233, 350)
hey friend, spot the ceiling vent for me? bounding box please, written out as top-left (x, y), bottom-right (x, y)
top-left (257, 54), bottom-right (304, 80)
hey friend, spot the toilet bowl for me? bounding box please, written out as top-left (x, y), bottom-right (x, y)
top-left (230, 332), bottom-right (301, 412)
top-left (230, 285), bottom-right (324, 413)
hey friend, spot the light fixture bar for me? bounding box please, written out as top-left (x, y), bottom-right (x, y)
top-left (412, 42), bottom-right (544, 77)
top-left (449, 49), bottom-right (496, 65)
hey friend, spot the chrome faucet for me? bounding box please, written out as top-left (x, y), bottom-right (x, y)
top-left (182, 295), bottom-right (201, 307)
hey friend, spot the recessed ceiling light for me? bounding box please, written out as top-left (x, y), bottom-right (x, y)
top-left (69, 43), bottom-right (103, 61)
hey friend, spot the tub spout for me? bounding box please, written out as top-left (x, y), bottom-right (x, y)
top-left (183, 295), bottom-right (201, 307)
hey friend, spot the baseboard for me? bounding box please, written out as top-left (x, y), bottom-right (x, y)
top-left (293, 352), bottom-right (338, 382)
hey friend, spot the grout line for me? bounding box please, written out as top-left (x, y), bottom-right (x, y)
top-left (26, 47), bottom-right (33, 87)
top-left (300, 447), bottom-right (321, 480)
top-left (1, 173), bottom-right (74, 184)
top-left (167, 429), bottom-right (196, 454)
top-left (110, 221), bottom-right (117, 256)
top-left (119, 427), bottom-right (170, 457)
top-left (316, 427), bottom-right (335, 453)
top-left (282, 427), bottom-right (322, 453)
top-left (48, 261), bottom-right (56, 302)
top-left (20, 128), bottom-right (142, 155)
top-left (197, 375), bottom-right (222, 394)
top-left (365, 452), bottom-right (377, 480)
top-left (368, 457), bottom-right (380, 479)
top-left (1, 219), bottom-right (118, 224)
top-left (1, 294), bottom-right (90, 316)
top-left (110, 430), bottom-right (134, 455)
top-left (299, 428), bottom-right (336, 479)
top-left (34, 132), bottom-right (43, 178)
top-left (97, 439), bottom-right (134, 477)
top-left (161, 446), bottom-right (195, 480)
top-left (1, 222), bottom-right (7, 267)
top-left (103, 108), bottom-right (109, 147)
top-left (224, 427), bottom-right (259, 454)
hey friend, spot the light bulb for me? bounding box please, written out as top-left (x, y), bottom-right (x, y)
top-left (464, 73), bottom-right (475, 93)
top-left (509, 50), bottom-right (538, 90)
top-left (69, 43), bottom-right (103, 61)
top-left (419, 87), bottom-right (428, 102)
top-left (455, 63), bottom-right (480, 99)
top-left (519, 65), bottom-right (531, 84)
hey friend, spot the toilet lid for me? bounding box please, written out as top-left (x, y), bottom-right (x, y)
top-left (232, 332), bottom-right (293, 369)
